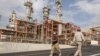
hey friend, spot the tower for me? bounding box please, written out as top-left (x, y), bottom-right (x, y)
top-left (43, 0), bottom-right (50, 21)
top-left (9, 10), bottom-right (16, 22)
top-left (24, 0), bottom-right (33, 21)
top-left (9, 10), bottom-right (16, 28)
top-left (9, 10), bottom-right (16, 25)
top-left (43, 5), bottom-right (50, 21)
top-left (55, 0), bottom-right (62, 21)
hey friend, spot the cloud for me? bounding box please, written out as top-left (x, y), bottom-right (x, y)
top-left (70, 0), bottom-right (100, 29)
top-left (75, 0), bottom-right (100, 15)
top-left (62, 10), bottom-right (76, 23)
top-left (0, 0), bottom-right (49, 27)
top-left (0, 0), bottom-right (24, 27)
top-left (0, 0), bottom-right (100, 30)
top-left (33, 0), bottom-right (49, 20)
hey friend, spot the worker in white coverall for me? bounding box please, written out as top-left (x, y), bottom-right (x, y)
top-left (73, 29), bottom-right (85, 56)
top-left (49, 40), bottom-right (61, 56)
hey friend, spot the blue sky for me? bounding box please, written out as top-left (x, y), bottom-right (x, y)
top-left (0, 0), bottom-right (100, 29)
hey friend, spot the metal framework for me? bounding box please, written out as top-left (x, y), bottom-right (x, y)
top-left (0, 0), bottom-right (78, 44)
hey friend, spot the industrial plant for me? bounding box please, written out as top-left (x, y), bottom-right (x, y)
top-left (0, 0), bottom-right (100, 45)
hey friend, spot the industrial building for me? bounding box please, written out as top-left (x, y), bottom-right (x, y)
top-left (90, 27), bottom-right (100, 44)
top-left (0, 0), bottom-right (79, 44)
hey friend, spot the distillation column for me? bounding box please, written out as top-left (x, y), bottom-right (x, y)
top-left (43, 5), bottom-right (50, 20)
top-left (55, 0), bottom-right (62, 22)
top-left (42, 5), bottom-right (50, 43)
top-left (8, 10), bottom-right (17, 41)
top-left (24, 0), bottom-right (33, 21)
top-left (9, 10), bottom-right (17, 30)
top-left (55, 0), bottom-right (63, 43)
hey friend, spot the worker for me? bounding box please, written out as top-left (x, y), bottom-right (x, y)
top-left (49, 40), bottom-right (61, 56)
top-left (73, 29), bottom-right (85, 56)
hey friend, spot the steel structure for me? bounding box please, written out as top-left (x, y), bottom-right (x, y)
top-left (0, 0), bottom-right (79, 44)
